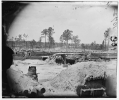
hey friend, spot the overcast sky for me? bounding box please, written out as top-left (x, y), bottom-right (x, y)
top-left (8, 2), bottom-right (117, 44)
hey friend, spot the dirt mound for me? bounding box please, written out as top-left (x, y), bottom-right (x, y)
top-left (5, 60), bottom-right (116, 97)
top-left (50, 62), bottom-right (106, 92)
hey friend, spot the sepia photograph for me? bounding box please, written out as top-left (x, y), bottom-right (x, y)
top-left (2, 1), bottom-right (118, 98)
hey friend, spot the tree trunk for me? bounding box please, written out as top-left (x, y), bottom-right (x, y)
top-left (49, 37), bottom-right (50, 49)
top-left (105, 38), bottom-right (106, 51)
top-left (25, 38), bottom-right (27, 50)
top-left (45, 35), bottom-right (46, 49)
top-left (32, 43), bottom-right (33, 50)
top-left (66, 40), bottom-right (68, 52)
top-left (108, 37), bottom-right (110, 50)
top-left (75, 42), bottom-right (76, 48)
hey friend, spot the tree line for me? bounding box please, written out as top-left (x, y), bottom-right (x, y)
top-left (7, 27), bottom-right (112, 51)
top-left (41, 27), bottom-right (81, 50)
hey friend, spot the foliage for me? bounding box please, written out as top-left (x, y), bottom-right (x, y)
top-left (47, 27), bottom-right (55, 36)
top-left (72, 35), bottom-right (80, 48)
top-left (81, 43), bottom-right (85, 50)
top-left (60, 29), bottom-right (73, 50)
top-left (41, 27), bottom-right (55, 48)
top-left (47, 27), bottom-right (55, 48)
top-left (7, 28), bottom-right (112, 51)
top-left (41, 29), bottom-right (48, 48)
top-left (49, 36), bottom-right (55, 48)
top-left (41, 29), bottom-right (48, 36)
top-left (104, 28), bottom-right (111, 50)
top-left (62, 29), bottom-right (73, 43)
top-left (30, 39), bottom-right (36, 49)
